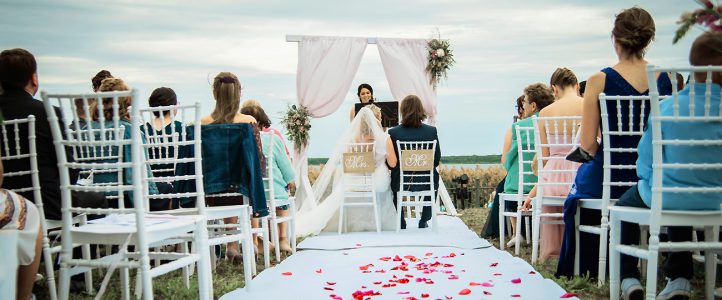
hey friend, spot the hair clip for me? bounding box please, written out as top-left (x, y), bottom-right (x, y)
top-left (219, 76), bottom-right (235, 84)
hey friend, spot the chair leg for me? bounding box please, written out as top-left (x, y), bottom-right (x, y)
top-left (431, 201), bottom-right (439, 233)
top-left (598, 215), bottom-right (609, 286)
top-left (58, 262), bottom-right (70, 300)
top-left (645, 234), bottom-right (660, 300)
top-left (524, 215), bottom-right (531, 244)
top-left (499, 199), bottom-right (505, 251)
top-left (194, 220), bottom-right (213, 300)
top-left (574, 205), bottom-right (581, 276)
top-left (241, 208), bottom-right (254, 292)
top-left (396, 195), bottom-right (402, 233)
top-left (705, 226), bottom-right (716, 300)
top-left (43, 241), bottom-right (58, 300)
top-left (120, 257), bottom-right (130, 300)
top-left (640, 226), bottom-right (648, 279)
top-left (337, 204), bottom-right (345, 234)
top-left (262, 217), bottom-right (270, 268)
top-left (80, 243), bottom-right (93, 294)
top-left (514, 211), bottom-right (522, 255)
top-left (372, 193), bottom-right (381, 233)
top-left (290, 202), bottom-right (297, 254)
top-left (271, 218), bottom-right (281, 263)
top-left (181, 242), bottom-right (190, 289)
top-left (531, 204), bottom-right (541, 265)
top-left (608, 213), bottom-right (620, 300)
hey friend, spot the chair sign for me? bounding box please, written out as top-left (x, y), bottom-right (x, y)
top-left (343, 151), bottom-right (375, 173)
top-left (401, 149), bottom-right (434, 171)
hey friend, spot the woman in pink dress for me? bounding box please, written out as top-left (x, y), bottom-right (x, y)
top-left (521, 68), bottom-right (583, 263)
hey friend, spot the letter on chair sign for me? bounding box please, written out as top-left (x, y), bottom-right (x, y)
top-left (401, 149), bottom-right (434, 171)
top-left (343, 151), bottom-right (375, 173)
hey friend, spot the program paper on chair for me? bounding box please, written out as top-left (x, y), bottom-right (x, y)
top-left (41, 90), bottom-right (212, 300)
top-left (396, 140), bottom-right (438, 233)
top-left (339, 142), bottom-right (381, 234)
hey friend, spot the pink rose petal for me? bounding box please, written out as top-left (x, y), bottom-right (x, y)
top-left (511, 278), bottom-right (521, 284)
top-left (560, 293), bottom-right (579, 298)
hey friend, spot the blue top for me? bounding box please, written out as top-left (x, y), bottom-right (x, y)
top-left (140, 120), bottom-right (185, 178)
top-left (261, 133), bottom-right (295, 200)
top-left (84, 119), bottom-right (159, 204)
top-left (503, 112), bottom-right (537, 194)
top-left (637, 83), bottom-right (722, 210)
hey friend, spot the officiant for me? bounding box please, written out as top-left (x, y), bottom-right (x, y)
top-left (349, 83), bottom-right (374, 120)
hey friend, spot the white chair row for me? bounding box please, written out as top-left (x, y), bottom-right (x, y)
top-left (499, 126), bottom-right (533, 255)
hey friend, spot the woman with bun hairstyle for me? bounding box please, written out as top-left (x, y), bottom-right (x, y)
top-left (556, 7), bottom-right (673, 280)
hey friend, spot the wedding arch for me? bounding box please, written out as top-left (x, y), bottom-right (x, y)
top-left (285, 34), bottom-right (458, 216)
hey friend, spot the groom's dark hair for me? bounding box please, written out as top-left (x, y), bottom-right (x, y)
top-left (400, 94), bottom-right (426, 128)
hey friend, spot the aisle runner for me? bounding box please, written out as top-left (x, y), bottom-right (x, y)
top-left (221, 217), bottom-right (578, 300)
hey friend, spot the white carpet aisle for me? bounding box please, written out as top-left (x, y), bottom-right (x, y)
top-left (221, 216), bottom-right (578, 300)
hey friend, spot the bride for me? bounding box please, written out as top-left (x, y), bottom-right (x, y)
top-left (295, 105), bottom-right (396, 235)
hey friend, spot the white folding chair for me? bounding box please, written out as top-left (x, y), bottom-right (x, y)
top-left (395, 140), bottom-right (438, 233)
top-left (338, 142), bottom-right (381, 234)
top-left (499, 126), bottom-right (534, 255)
top-left (0, 115), bottom-right (94, 300)
top-left (576, 94), bottom-right (653, 284)
top-left (530, 115), bottom-right (582, 265)
top-left (259, 132), bottom-right (297, 262)
top-left (609, 65), bottom-right (722, 300)
top-left (139, 103), bottom-right (255, 293)
top-left (42, 90), bottom-right (212, 300)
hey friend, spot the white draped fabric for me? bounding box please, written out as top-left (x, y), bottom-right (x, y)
top-left (293, 36), bottom-right (368, 212)
top-left (376, 38), bottom-right (438, 124)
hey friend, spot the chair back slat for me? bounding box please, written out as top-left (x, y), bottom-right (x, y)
top-left (514, 126), bottom-right (536, 194)
top-left (532, 115), bottom-right (582, 199)
top-left (397, 140), bottom-right (436, 193)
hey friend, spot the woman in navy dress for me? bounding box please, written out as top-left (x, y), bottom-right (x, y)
top-left (556, 7), bottom-right (673, 278)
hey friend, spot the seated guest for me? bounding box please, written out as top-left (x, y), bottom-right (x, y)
top-left (88, 78), bottom-right (160, 208)
top-left (616, 31), bottom-right (722, 300)
top-left (0, 156), bottom-right (42, 300)
top-left (240, 104), bottom-right (295, 253)
top-left (520, 68), bottom-right (584, 262)
top-left (91, 70), bottom-right (112, 92)
top-left (242, 98), bottom-right (290, 156)
top-left (385, 94), bottom-right (441, 229)
top-left (201, 72), bottom-right (267, 259)
top-left (140, 87), bottom-right (183, 198)
top-left (556, 7), bottom-right (673, 278)
top-left (480, 95), bottom-right (526, 238)
top-left (503, 83), bottom-right (554, 247)
top-left (0, 48), bottom-right (107, 221)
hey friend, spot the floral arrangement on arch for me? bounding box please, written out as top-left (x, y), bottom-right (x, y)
top-left (426, 36), bottom-right (455, 87)
top-left (675, 0), bottom-right (722, 44)
top-left (281, 104), bottom-right (311, 150)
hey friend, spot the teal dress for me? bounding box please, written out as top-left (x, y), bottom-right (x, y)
top-left (503, 112), bottom-right (538, 195)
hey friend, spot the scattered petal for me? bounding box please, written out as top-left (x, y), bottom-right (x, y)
top-left (529, 271), bottom-right (537, 275)
top-left (327, 282), bottom-right (336, 285)
top-left (560, 293), bottom-right (579, 298)
top-left (355, 243), bottom-right (362, 247)
top-left (316, 268), bottom-right (323, 274)
top-left (330, 295), bottom-right (342, 300)
top-left (359, 264), bottom-right (374, 271)
top-left (448, 275), bottom-right (459, 280)
top-left (511, 294), bottom-right (521, 298)
top-left (469, 282), bottom-right (481, 286)
top-left (380, 256), bottom-right (392, 261)
top-left (421, 293), bottom-right (429, 298)
top-left (458, 289), bottom-right (471, 295)
top-left (445, 296), bottom-right (453, 300)
top-left (490, 262), bottom-right (498, 267)
top-left (481, 282), bottom-right (494, 287)
top-left (483, 291), bottom-right (492, 295)
top-left (373, 281), bottom-right (382, 285)
top-left (324, 287), bottom-right (334, 291)
top-left (398, 291), bottom-right (410, 294)
top-left (425, 252), bottom-right (433, 256)
top-left (511, 278), bottom-right (522, 284)
top-left (282, 272), bottom-right (293, 276)
top-left (493, 273), bottom-right (502, 276)
top-left (393, 255), bottom-right (403, 261)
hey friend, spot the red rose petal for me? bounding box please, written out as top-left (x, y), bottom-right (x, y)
top-left (373, 281), bottom-right (382, 285)
top-left (324, 287), bottom-right (334, 291)
top-left (421, 293), bottom-right (429, 298)
top-left (490, 262), bottom-right (498, 267)
top-left (493, 273), bottom-right (502, 276)
top-left (560, 293), bottom-right (579, 298)
top-left (316, 268), bottom-right (323, 274)
top-left (483, 291), bottom-right (492, 295)
top-left (359, 264), bottom-right (374, 271)
top-left (355, 243), bottom-right (362, 247)
top-left (511, 294), bottom-right (521, 298)
top-left (511, 278), bottom-right (522, 284)
top-left (425, 252), bottom-right (433, 256)
top-left (327, 282), bottom-right (336, 285)
top-left (448, 275), bottom-right (459, 280)
top-left (380, 256), bottom-right (392, 261)
top-left (445, 296), bottom-right (453, 300)
top-left (398, 291), bottom-right (410, 294)
top-left (469, 282), bottom-right (481, 286)
top-left (282, 272), bottom-right (292, 276)
top-left (459, 289), bottom-right (471, 295)
top-left (329, 295), bottom-right (342, 300)
top-left (393, 255), bottom-right (403, 261)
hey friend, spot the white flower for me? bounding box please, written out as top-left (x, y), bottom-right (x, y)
top-left (435, 48), bottom-right (445, 58)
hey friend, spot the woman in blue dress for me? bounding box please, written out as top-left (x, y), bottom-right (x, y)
top-left (556, 7), bottom-right (673, 278)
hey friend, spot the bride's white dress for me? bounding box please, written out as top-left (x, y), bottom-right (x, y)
top-left (295, 107), bottom-right (397, 236)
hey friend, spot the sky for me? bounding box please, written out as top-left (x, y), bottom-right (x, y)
top-left (0, 0), bottom-right (702, 157)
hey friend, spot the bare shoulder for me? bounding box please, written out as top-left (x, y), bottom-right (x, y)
top-left (235, 113), bottom-right (257, 124)
top-left (200, 115), bottom-right (214, 125)
top-left (587, 72), bottom-right (606, 89)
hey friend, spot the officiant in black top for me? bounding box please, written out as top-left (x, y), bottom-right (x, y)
top-left (349, 83), bottom-right (374, 120)
top-left (385, 94), bottom-right (441, 229)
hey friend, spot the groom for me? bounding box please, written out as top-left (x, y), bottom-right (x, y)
top-left (387, 95), bottom-right (441, 229)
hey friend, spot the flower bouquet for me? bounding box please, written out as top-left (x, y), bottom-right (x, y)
top-left (675, 0), bottom-right (722, 44)
top-left (281, 104), bottom-right (311, 150)
top-left (426, 37), bottom-right (455, 87)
